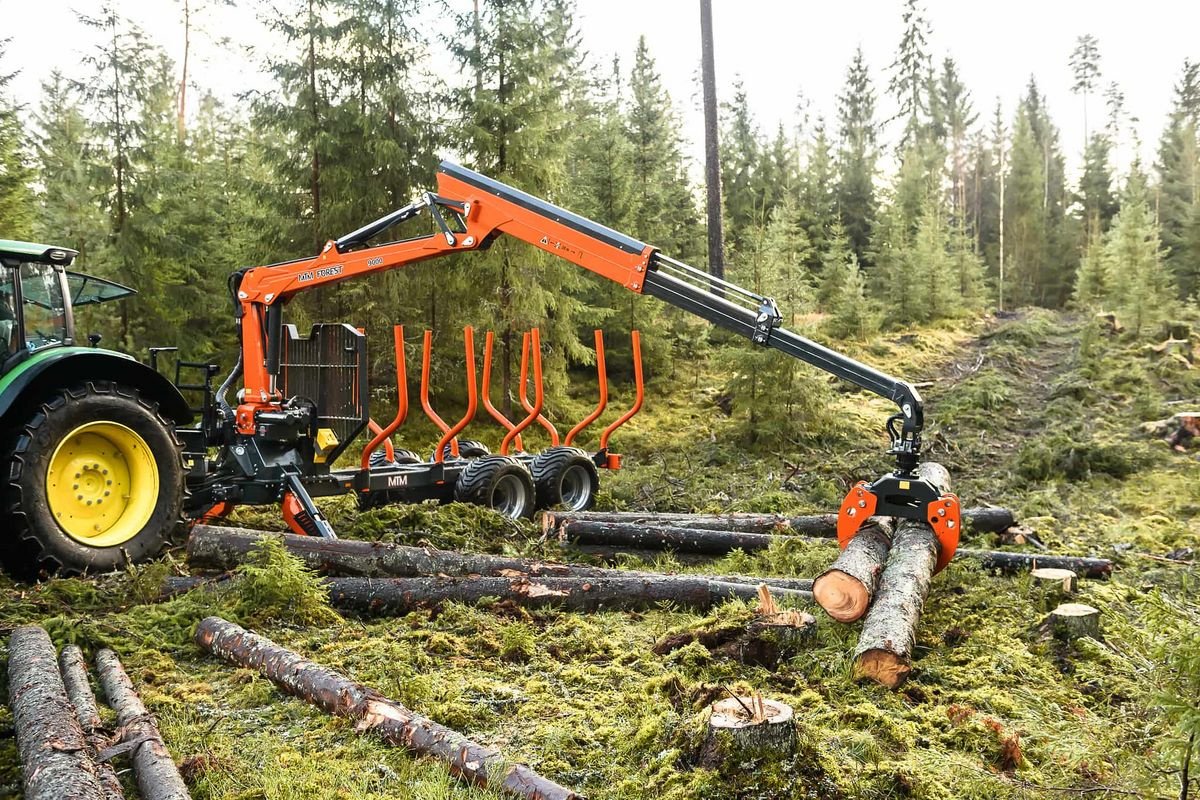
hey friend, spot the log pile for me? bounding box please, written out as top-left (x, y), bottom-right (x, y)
top-left (6, 627), bottom-right (189, 800)
top-left (195, 617), bottom-right (581, 800)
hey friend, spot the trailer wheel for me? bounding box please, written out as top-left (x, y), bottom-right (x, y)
top-left (1, 381), bottom-right (184, 576)
top-left (454, 456), bottom-right (535, 519)
top-left (370, 448), bottom-right (422, 468)
top-left (531, 446), bottom-right (600, 511)
top-left (433, 439), bottom-right (491, 461)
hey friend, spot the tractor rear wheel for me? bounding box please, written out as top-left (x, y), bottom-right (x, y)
top-left (1, 381), bottom-right (184, 576)
top-left (454, 456), bottom-right (535, 519)
top-left (531, 446), bottom-right (600, 511)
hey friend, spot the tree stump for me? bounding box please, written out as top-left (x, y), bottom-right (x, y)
top-left (812, 520), bottom-right (894, 622)
top-left (1047, 603), bottom-right (1101, 641)
top-left (697, 696), bottom-right (796, 769)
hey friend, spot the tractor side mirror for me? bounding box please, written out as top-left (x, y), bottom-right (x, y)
top-left (87, 333), bottom-right (102, 348)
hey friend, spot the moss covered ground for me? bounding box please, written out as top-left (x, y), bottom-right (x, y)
top-left (1, 309), bottom-right (1198, 799)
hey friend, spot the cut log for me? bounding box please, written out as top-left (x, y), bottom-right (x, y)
top-left (541, 506), bottom-right (1014, 537)
top-left (194, 617), bottom-right (580, 800)
top-left (186, 525), bottom-right (812, 593)
top-left (1047, 603), bottom-right (1101, 641)
top-left (697, 695), bottom-right (796, 769)
top-left (812, 519), bottom-right (894, 622)
top-left (58, 646), bottom-right (125, 800)
top-left (6, 626), bottom-right (106, 800)
top-left (956, 549), bottom-right (1112, 578)
top-left (559, 520), bottom-right (789, 554)
top-left (94, 650), bottom-right (190, 800)
top-left (324, 575), bottom-right (811, 615)
top-left (163, 574), bottom-right (812, 615)
top-left (852, 463), bottom-right (950, 690)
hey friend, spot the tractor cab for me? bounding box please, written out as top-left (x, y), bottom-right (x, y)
top-left (0, 240), bottom-right (135, 372)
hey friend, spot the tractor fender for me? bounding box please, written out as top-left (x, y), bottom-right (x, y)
top-left (0, 347), bottom-right (192, 426)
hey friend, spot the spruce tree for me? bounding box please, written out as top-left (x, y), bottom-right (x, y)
top-left (0, 37), bottom-right (33, 239)
top-left (835, 47), bottom-right (879, 267)
top-left (1157, 60), bottom-right (1200, 298)
top-left (888, 0), bottom-right (933, 148)
top-left (1073, 222), bottom-right (1107, 308)
top-left (1103, 172), bottom-right (1175, 336)
top-left (720, 79), bottom-right (761, 257)
top-left (797, 119), bottom-right (837, 275)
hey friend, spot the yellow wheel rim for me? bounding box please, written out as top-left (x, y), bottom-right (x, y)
top-left (46, 421), bottom-right (159, 547)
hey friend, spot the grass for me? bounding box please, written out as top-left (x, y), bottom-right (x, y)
top-left (2, 309), bottom-right (1198, 799)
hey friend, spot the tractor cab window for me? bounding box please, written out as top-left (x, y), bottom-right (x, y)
top-left (19, 263), bottom-right (68, 350)
top-left (0, 266), bottom-right (17, 356)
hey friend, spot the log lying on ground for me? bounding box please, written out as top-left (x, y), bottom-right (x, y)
top-left (194, 617), bottom-right (581, 800)
top-left (94, 650), bottom-right (191, 800)
top-left (556, 520), bottom-right (1112, 578)
top-left (6, 626), bottom-right (107, 800)
top-left (163, 574), bottom-right (811, 614)
top-left (852, 463), bottom-right (950, 690)
top-left (59, 646), bottom-right (125, 800)
top-left (955, 549), bottom-right (1112, 578)
top-left (542, 506), bottom-right (1015, 537)
top-left (812, 519), bottom-right (894, 622)
top-left (559, 520), bottom-right (793, 554)
top-left (186, 525), bottom-right (813, 592)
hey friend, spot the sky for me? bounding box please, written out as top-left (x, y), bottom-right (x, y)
top-left (3, 0), bottom-right (1199, 180)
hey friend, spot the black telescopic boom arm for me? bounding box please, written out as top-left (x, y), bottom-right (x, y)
top-left (641, 254), bottom-right (924, 475)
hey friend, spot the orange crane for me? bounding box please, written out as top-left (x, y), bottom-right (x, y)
top-left (178, 161), bottom-right (959, 563)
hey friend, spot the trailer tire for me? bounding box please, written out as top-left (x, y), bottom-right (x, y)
top-left (454, 456), bottom-right (535, 519)
top-left (1, 381), bottom-right (184, 577)
top-left (370, 448), bottom-right (422, 468)
top-left (531, 446), bottom-right (600, 511)
top-left (433, 439), bottom-right (491, 461)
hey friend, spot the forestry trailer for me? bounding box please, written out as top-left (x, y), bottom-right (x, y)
top-left (0, 162), bottom-right (960, 576)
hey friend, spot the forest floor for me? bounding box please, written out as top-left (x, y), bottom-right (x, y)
top-left (1, 308), bottom-right (1198, 800)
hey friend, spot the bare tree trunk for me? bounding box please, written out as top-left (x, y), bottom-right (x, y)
top-left (94, 650), bottom-right (190, 800)
top-left (195, 617), bottom-right (581, 800)
top-left (177, 0), bottom-right (190, 143)
top-left (59, 646), bottom-right (125, 800)
top-left (699, 0), bottom-right (725, 284)
top-left (7, 626), bottom-right (106, 800)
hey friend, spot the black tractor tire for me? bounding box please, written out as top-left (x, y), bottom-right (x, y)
top-left (454, 455), bottom-right (535, 519)
top-left (369, 447), bottom-right (422, 468)
top-left (433, 439), bottom-right (491, 461)
top-left (530, 446), bottom-right (600, 511)
top-left (1, 381), bottom-right (184, 577)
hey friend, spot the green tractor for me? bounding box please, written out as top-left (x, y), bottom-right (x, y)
top-left (0, 240), bottom-right (191, 576)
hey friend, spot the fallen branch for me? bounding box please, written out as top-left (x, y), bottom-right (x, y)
top-left (186, 526), bottom-right (813, 592)
top-left (58, 645), bottom-right (125, 800)
top-left (194, 617), bottom-right (581, 800)
top-left (852, 463), bottom-right (949, 689)
top-left (541, 507), bottom-right (1015, 537)
top-left (94, 650), bottom-right (191, 800)
top-left (6, 626), bottom-right (106, 800)
top-left (812, 519), bottom-right (894, 622)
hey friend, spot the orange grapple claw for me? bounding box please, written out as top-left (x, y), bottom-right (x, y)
top-left (928, 493), bottom-right (961, 573)
top-left (837, 481), bottom-right (877, 548)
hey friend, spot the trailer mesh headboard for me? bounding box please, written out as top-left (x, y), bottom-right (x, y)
top-left (279, 323), bottom-right (369, 463)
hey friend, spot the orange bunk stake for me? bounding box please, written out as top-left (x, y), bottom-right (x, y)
top-left (481, 330), bottom-right (524, 454)
top-left (419, 329), bottom-right (457, 459)
top-left (598, 329), bottom-right (644, 470)
top-left (431, 326), bottom-right (479, 464)
top-left (519, 330), bottom-right (559, 446)
top-left (565, 329), bottom-right (609, 446)
top-left (502, 329), bottom-right (545, 454)
top-left (362, 326), bottom-right (408, 469)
